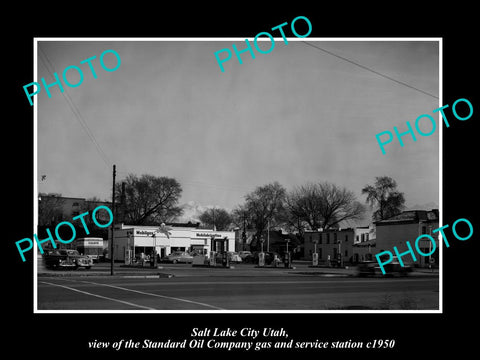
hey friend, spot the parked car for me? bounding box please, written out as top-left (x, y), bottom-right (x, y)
top-left (161, 251), bottom-right (194, 264)
top-left (253, 251), bottom-right (282, 265)
top-left (43, 249), bottom-right (93, 270)
top-left (239, 251), bottom-right (254, 263)
top-left (228, 252), bottom-right (242, 263)
top-left (238, 251), bottom-right (252, 259)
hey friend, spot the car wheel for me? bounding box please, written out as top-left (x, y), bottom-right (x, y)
top-left (172, 259), bottom-right (178, 264)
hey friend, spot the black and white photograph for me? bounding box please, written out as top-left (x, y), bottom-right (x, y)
top-left (7, 7), bottom-right (478, 358)
top-left (34, 39), bottom-right (440, 312)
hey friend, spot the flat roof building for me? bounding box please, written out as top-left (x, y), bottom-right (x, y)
top-left (109, 223), bottom-right (235, 262)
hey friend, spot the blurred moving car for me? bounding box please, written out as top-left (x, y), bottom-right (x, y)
top-left (44, 249), bottom-right (93, 270)
top-left (161, 251), bottom-right (194, 264)
top-left (357, 256), bottom-right (412, 277)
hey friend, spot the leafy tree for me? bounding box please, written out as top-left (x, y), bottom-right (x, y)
top-left (362, 176), bottom-right (405, 221)
top-left (116, 174), bottom-right (183, 225)
top-left (199, 208), bottom-right (232, 231)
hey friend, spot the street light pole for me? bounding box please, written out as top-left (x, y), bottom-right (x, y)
top-left (212, 207), bottom-right (216, 231)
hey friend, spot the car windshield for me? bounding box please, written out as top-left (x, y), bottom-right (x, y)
top-left (66, 250), bottom-right (80, 256)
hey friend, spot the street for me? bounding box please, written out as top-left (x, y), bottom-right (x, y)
top-left (36, 263), bottom-right (439, 311)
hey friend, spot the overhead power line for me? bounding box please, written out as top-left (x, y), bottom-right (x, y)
top-left (38, 47), bottom-right (112, 167)
top-left (302, 41), bottom-right (439, 100)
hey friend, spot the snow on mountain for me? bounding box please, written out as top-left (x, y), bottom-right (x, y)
top-left (176, 201), bottom-right (232, 224)
top-left (405, 202), bottom-right (439, 211)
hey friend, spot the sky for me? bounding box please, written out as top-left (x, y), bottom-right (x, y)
top-left (36, 39), bottom-right (440, 215)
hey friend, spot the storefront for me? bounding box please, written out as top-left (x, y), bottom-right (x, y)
top-left (109, 224), bottom-right (235, 263)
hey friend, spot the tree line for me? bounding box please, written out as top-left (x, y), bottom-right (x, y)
top-left (112, 174), bottom-right (405, 234)
top-left (39, 174), bottom-right (406, 243)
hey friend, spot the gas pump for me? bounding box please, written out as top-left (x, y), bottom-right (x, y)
top-left (209, 236), bottom-right (216, 266)
top-left (221, 236), bottom-right (230, 268)
top-left (258, 237), bottom-right (265, 267)
top-left (284, 252), bottom-right (291, 268)
top-left (312, 240), bottom-right (318, 266)
top-left (210, 236), bottom-right (230, 268)
top-left (284, 239), bottom-right (292, 268)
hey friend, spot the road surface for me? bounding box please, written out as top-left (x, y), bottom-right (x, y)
top-left (37, 274), bottom-right (439, 311)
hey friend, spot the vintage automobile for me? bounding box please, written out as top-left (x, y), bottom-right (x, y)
top-left (238, 251), bottom-right (253, 261)
top-left (356, 256), bottom-right (412, 277)
top-left (228, 252), bottom-right (242, 263)
top-left (43, 249), bottom-right (93, 270)
top-left (161, 251), bottom-right (194, 264)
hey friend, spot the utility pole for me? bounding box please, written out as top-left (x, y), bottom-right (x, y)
top-left (242, 210), bottom-right (247, 251)
top-left (110, 164), bottom-right (116, 276)
top-left (212, 207), bottom-right (216, 231)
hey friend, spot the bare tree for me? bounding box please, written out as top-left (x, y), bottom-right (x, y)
top-left (243, 182), bottom-right (287, 248)
top-left (116, 174), bottom-right (183, 225)
top-left (199, 208), bottom-right (232, 231)
top-left (38, 193), bottom-right (65, 227)
top-left (285, 182), bottom-right (365, 230)
top-left (362, 176), bottom-right (405, 221)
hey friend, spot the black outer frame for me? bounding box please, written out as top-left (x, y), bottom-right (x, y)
top-left (6, 5), bottom-right (478, 357)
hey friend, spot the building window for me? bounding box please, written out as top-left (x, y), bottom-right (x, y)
top-left (72, 202), bottom-right (79, 207)
top-left (422, 226), bottom-right (427, 234)
top-left (318, 234), bottom-right (322, 244)
top-left (345, 250), bottom-right (348, 257)
top-left (366, 234), bottom-right (369, 241)
top-left (334, 233), bottom-right (337, 242)
top-left (345, 235), bottom-right (348, 242)
top-left (326, 233), bottom-right (330, 244)
top-left (356, 235), bottom-right (359, 242)
top-left (361, 233), bottom-right (365, 242)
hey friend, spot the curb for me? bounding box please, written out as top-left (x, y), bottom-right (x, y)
top-left (37, 271), bottom-right (175, 278)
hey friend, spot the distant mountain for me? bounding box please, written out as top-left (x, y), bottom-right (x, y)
top-left (176, 201), bottom-right (232, 224)
top-left (405, 202), bottom-right (439, 211)
top-left (176, 201), bottom-right (206, 223)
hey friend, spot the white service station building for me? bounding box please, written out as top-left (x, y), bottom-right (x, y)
top-left (109, 223), bottom-right (235, 262)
